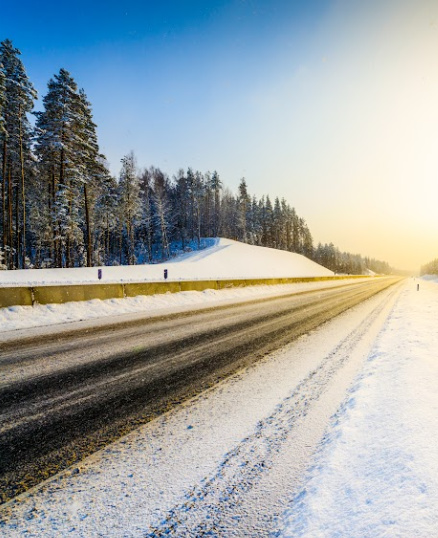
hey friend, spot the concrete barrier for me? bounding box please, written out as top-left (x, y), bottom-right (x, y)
top-left (0, 275), bottom-right (370, 309)
top-left (179, 280), bottom-right (219, 292)
top-left (0, 287), bottom-right (33, 308)
top-left (33, 283), bottom-right (125, 305)
top-left (124, 281), bottom-right (181, 297)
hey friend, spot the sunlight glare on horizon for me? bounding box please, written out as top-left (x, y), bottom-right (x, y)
top-left (251, 0), bottom-right (438, 271)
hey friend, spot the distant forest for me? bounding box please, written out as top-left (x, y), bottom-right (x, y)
top-left (0, 39), bottom-right (391, 275)
top-left (420, 259), bottom-right (438, 276)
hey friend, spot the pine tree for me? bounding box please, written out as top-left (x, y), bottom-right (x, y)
top-left (186, 168), bottom-right (204, 246)
top-left (174, 168), bottom-right (189, 249)
top-left (251, 195), bottom-right (261, 245)
top-left (264, 195), bottom-right (274, 247)
top-left (118, 152), bottom-right (140, 265)
top-left (152, 167), bottom-right (172, 259)
top-left (77, 89), bottom-right (110, 266)
top-left (237, 178), bottom-right (250, 242)
top-left (210, 170), bottom-right (222, 237)
top-left (0, 39), bottom-right (36, 268)
top-left (0, 57), bottom-right (5, 266)
top-left (138, 167), bottom-right (155, 262)
top-left (273, 197), bottom-right (282, 249)
top-left (35, 69), bottom-right (85, 267)
top-left (193, 171), bottom-right (203, 247)
top-left (94, 172), bottom-right (118, 265)
top-left (201, 171), bottom-right (212, 238)
top-left (0, 58), bottom-right (5, 134)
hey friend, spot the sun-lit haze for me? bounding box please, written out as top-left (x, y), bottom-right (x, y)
top-left (2, 0), bottom-right (438, 271)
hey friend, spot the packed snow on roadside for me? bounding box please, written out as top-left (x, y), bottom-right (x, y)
top-left (0, 238), bottom-right (333, 287)
top-left (277, 277), bottom-right (438, 537)
top-left (0, 278), bottom-right (353, 335)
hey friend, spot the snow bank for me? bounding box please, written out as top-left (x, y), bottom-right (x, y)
top-left (0, 238), bottom-right (333, 287)
top-left (0, 279), bottom-right (355, 335)
top-left (278, 277), bottom-right (438, 536)
top-left (420, 274), bottom-right (438, 283)
top-left (0, 238), bottom-right (335, 334)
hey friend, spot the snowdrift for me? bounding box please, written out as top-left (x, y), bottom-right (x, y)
top-left (0, 238), bottom-right (333, 286)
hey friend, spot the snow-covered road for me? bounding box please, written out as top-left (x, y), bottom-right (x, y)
top-left (1, 278), bottom-right (422, 537)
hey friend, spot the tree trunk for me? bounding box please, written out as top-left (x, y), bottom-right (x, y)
top-left (18, 105), bottom-right (26, 268)
top-left (15, 184), bottom-right (19, 268)
top-left (1, 140), bottom-right (6, 266)
top-left (8, 167), bottom-right (13, 269)
top-left (84, 183), bottom-right (92, 267)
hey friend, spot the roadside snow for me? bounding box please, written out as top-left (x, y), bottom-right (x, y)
top-left (0, 279), bottom-right (357, 335)
top-left (278, 277), bottom-right (438, 536)
top-left (0, 238), bottom-right (333, 287)
top-left (0, 237), bottom-right (337, 334)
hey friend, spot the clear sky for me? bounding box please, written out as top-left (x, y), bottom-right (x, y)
top-left (2, 0), bottom-right (438, 271)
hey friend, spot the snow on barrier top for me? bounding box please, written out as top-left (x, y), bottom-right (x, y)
top-left (0, 276), bottom-right (370, 309)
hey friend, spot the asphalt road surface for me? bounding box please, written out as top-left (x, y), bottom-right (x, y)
top-left (0, 277), bottom-right (402, 503)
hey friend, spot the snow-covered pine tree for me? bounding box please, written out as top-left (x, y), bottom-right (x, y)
top-left (237, 178), bottom-right (250, 243)
top-left (118, 152), bottom-right (140, 265)
top-left (0, 39), bottom-right (36, 269)
top-left (193, 171), bottom-right (204, 247)
top-left (280, 198), bottom-right (291, 251)
top-left (218, 187), bottom-right (237, 239)
top-left (76, 89), bottom-right (110, 266)
top-left (35, 68), bottom-right (86, 267)
top-left (250, 195), bottom-right (262, 245)
top-left (263, 195), bottom-right (274, 247)
top-left (152, 167), bottom-right (172, 260)
top-left (138, 167), bottom-right (155, 263)
top-left (290, 207), bottom-right (300, 253)
top-left (186, 168), bottom-right (198, 243)
top-left (0, 56), bottom-right (5, 267)
top-left (301, 220), bottom-right (314, 258)
top-left (173, 168), bottom-right (189, 249)
top-left (201, 171), bottom-right (212, 238)
top-left (273, 196), bottom-right (282, 249)
top-left (0, 58), bottom-right (5, 134)
top-left (94, 172), bottom-right (118, 265)
top-left (210, 170), bottom-right (221, 238)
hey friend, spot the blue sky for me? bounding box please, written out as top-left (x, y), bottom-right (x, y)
top-left (2, 0), bottom-right (438, 270)
top-left (2, 1), bottom-right (329, 175)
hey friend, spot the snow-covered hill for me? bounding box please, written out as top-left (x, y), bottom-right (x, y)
top-left (0, 238), bottom-right (333, 287)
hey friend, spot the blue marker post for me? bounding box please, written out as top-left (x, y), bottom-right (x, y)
top-left (98, 269), bottom-right (102, 280)
top-left (164, 269), bottom-right (168, 280)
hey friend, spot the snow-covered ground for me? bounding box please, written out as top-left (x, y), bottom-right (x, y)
top-left (0, 273), bottom-right (394, 537)
top-left (2, 239), bottom-right (436, 536)
top-left (3, 277), bottom-right (437, 536)
top-left (0, 238), bottom-right (333, 287)
top-left (278, 277), bottom-right (438, 536)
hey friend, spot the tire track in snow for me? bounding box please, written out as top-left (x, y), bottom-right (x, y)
top-left (146, 283), bottom-right (401, 536)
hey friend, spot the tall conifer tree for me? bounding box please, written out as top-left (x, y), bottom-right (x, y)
top-left (0, 39), bottom-right (36, 268)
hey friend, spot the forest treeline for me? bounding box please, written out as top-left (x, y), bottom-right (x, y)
top-left (0, 39), bottom-right (391, 275)
top-left (420, 259), bottom-right (438, 276)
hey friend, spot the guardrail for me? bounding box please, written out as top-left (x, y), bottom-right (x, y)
top-left (0, 275), bottom-right (369, 309)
